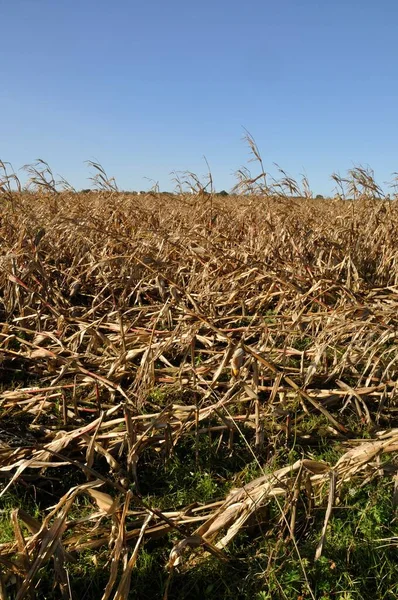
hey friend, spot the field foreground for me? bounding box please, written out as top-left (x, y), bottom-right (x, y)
top-left (0, 190), bottom-right (398, 599)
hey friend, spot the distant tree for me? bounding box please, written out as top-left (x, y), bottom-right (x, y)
top-left (81, 189), bottom-right (91, 194)
top-left (315, 194), bottom-right (324, 199)
top-left (217, 190), bottom-right (229, 196)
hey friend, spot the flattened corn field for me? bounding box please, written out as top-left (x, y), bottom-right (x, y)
top-left (0, 187), bottom-right (397, 599)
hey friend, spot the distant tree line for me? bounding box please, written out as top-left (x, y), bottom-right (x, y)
top-left (79, 189), bottom-right (231, 196)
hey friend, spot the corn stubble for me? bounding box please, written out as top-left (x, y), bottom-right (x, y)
top-left (0, 160), bottom-right (398, 598)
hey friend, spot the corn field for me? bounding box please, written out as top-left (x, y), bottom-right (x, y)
top-left (0, 158), bottom-right (397, 599)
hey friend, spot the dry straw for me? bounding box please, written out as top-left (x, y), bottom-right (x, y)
top-left (0, 157), bottom-right (398, 597)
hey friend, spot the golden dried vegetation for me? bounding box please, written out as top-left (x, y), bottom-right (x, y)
top-left (0, 156), bottom-right (398, 599)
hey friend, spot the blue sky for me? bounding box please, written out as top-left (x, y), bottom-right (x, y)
top-left (1, 0), bottom-right (397, 194)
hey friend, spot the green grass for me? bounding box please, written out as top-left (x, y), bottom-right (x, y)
top-left (1, 430), bottom-right (396, 599)
top-left (138, 433), bottom-right (261, 507)
top-left (0, 489), bottom-right (41, 543)
top-left (58, 477), bottom-right (397, 600)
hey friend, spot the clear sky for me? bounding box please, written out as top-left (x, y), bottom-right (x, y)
top-left (1, 0), bottom-right (397, 194)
